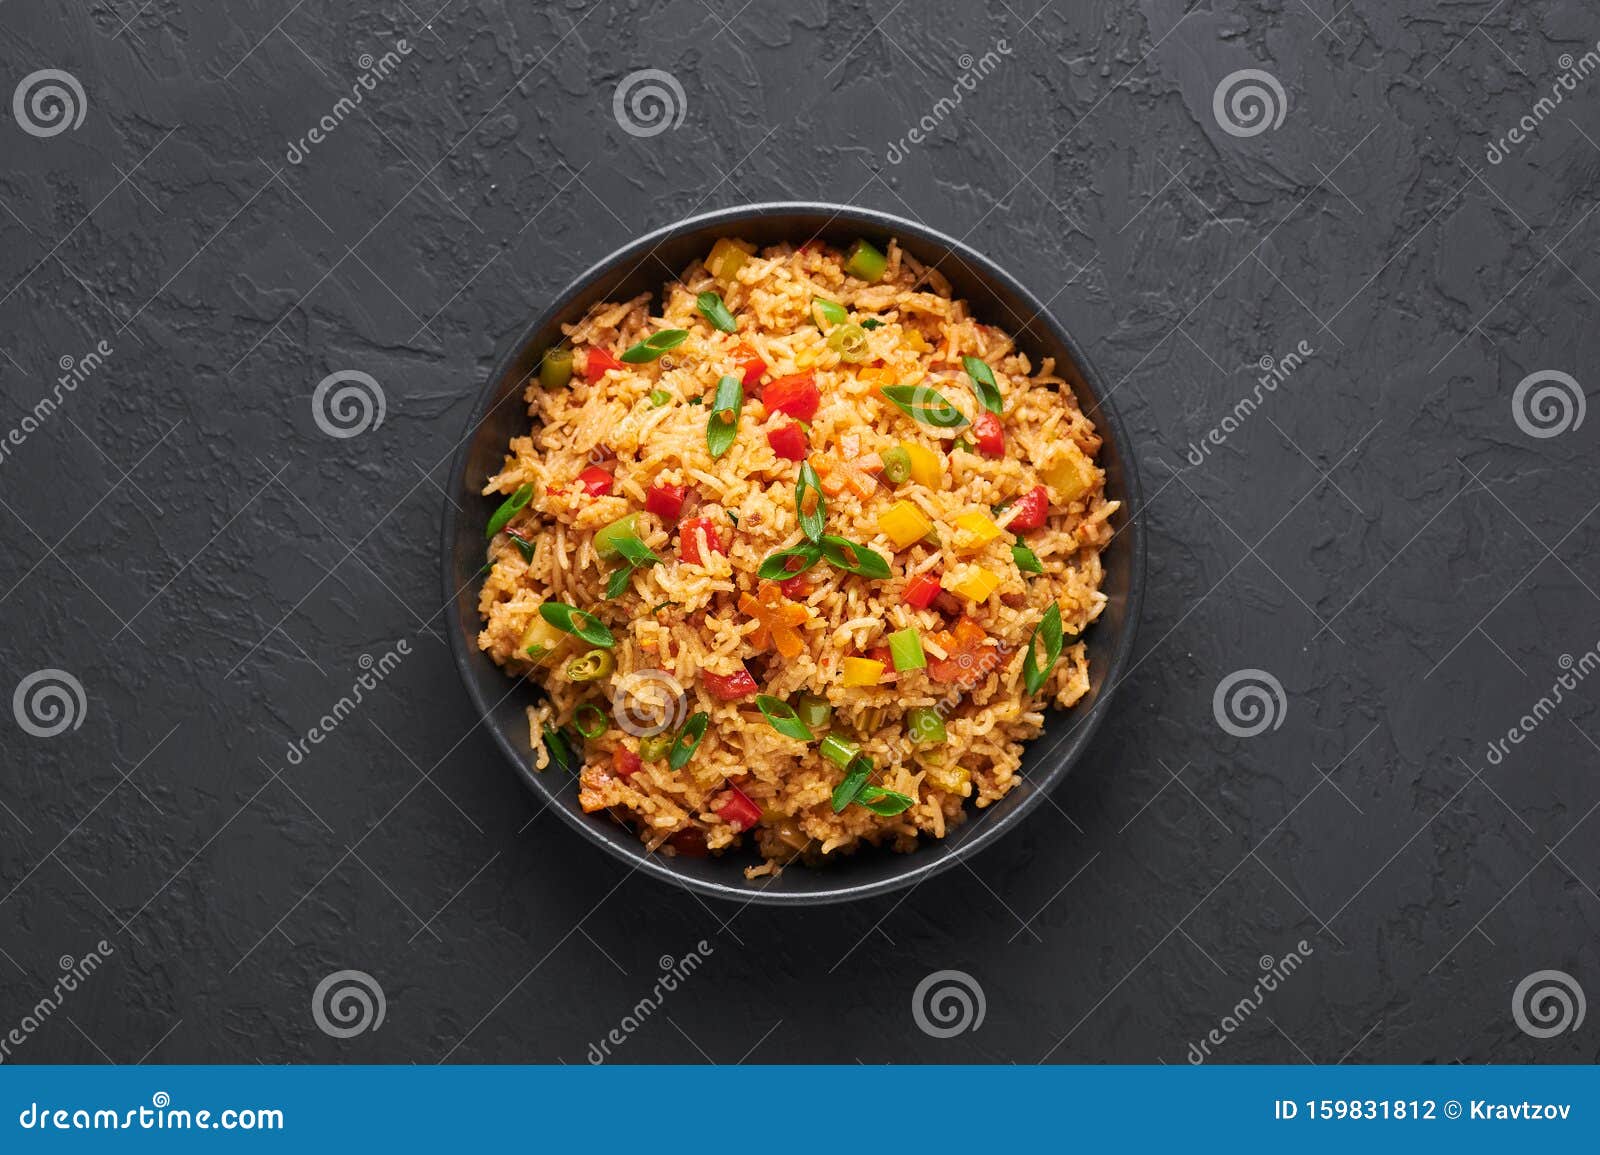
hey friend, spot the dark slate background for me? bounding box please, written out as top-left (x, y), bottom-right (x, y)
top-left (2, 0), bottom-right (1598, 1065)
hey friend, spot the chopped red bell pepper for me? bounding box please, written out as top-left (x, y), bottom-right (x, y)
top-left (576, 466), bottom-right (614, 497)
top-left (614, 747), bottom-right (641, 779)
top-left (584, 347), bottom-right (623, 382)
top-left (1005, 485), bottom-right (1050, 532)
top-left (779, 573), bottom-right (811, 601)
top-left (929, 616), bottom-right (991, 684)
top-left (972, 411), bottom-right (1005, 457)
top-left (715, 786), bottom-right (762, 832)
top-left (667, 827), bottom-right (709, 857)
top-left (904, 573), bottom-right (943, 610)
top-left (766, 420), bottom-right (808, 460)
top-left (645, 481), bottom-right (687, 521)
top-left (678, 516), bottom-right (725, 565)
top-left (734, 342), bottom-right (767, 388)
top-left (702, 666), bottom-right (758, 700)
top-left (763, 372), bottom-right (820, 422)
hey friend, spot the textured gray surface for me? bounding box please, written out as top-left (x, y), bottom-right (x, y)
top-left (2, 0), bottom-right (1598, 1065)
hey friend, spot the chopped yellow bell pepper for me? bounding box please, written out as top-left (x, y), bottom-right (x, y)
top-left (878, 500), bottom-right (933, 550)
top-left (902, 329), bottom-right (930, 353)
top-left (924, 763), bottom-right (971, 795)
top-left (841, 657), bottom-right (886, 687)
top-left (706, 238), bottom-right (751, 285)
top-left (946, 566), bottom-right (1000, 603)
top-left (901, 442), bottom-right (942, 489)
top-left (518, 610), bottom-right (569, 665)
top-left (1044, 443), bottom-right (1098, 502)
top-left (952, 511), bottom-right (1003, 553)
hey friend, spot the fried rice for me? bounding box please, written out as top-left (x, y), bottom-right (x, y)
top-left (476, 235), bottom-right (1116, 876)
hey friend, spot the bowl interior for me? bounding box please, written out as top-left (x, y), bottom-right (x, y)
top-left (443, 203), bottom-right (1143, 904)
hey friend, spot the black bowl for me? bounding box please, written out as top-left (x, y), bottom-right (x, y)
top-left (442, 202), bottom-right (1144, 905)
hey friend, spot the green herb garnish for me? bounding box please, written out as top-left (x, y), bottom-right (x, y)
top-left (648, 389), bottom-right (671, 407)
top-left (757, 541), bottom-right (823, 581)
top-left (669, 711), bottom-right (710, 770)
top-left (1012, 544), bottom-right (1043, 574)
top-left (1022, 602), bottom-right (1063, 695)
top-left (830, 755), bottom-right (873, 812)
top-left (539, 602), bottom-right (614, 648)
top-left (620, 329), bottom-right (688, 363)
top-left (881, 384), bottom-right (968, 429)
top-left (961, 355), bottom-right (1003, 415)
top-left (796, 461), bottom-right (826, 542)
top-left (696, 291), bottom-right (737, 333)
top-left (859, 318), bottom-right (883, 330)
top-left (486, 483), bottom-right (533, 538)
top-left (755, 695), bottom-right (814, 742)
top-left (508, 531), bottom-right (536, 563)
top-left (855, 784), bottom-right (914, 815)
top-left (819, 534), bottom-right (892, 579)
top-left (573, 702), bottom-right (608, 739)
top-left (707, 373), bottom-right (743, 459)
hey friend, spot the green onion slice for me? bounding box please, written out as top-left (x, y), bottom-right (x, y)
top-left (573, 702), bottom-right (607, 739)
top-left (794, 694), bottom-right (832, 733)
top-left (757, 542), bottom-right (823, 581)
top-left (843, 238), bottom-right (888, 283)
top-left (796, 461), bottom-right (826, 542)
top-left (819, 732), bottom-right (861, 770)
top-left (668, 711), bottom-right (710, 770)
top-left (830, 755), bottom-right (873, 812)
top-left (755, 694), bottom-right (814, 742)
top-left (827, 323), bottom-right (869, 363)
top-left (906, 706), bottom-right (947, 745)
top-left (486, 483), bottom-right (533, 538)
top-left (566, 648), bottom-right (615, 683)
top-left (1022, 602), bottom-right (1064, 695)
top-left (648, 389), bottom-right (671, 407)
top-left (508, 531), bottom-right (536, 563)
top-left (540, 348), bottom-right (574, 389)
top-left (604, 565), bottom-right (634, 599)
top-left (1012, 544), bottom-right (1044, 574)
top-left (539, 602), bottom-right (614, 648)
top-left (696, 291), bottom-right (737, 333)
top-left (961, 355), bottom-right (1003, 415)
top-left (881, 384), bottom-right (968, 429)
top-left (859, 318), bottom-right (883, 330)
top-left (888, 627), bottom-right (926, 672)
top-left (819, 535), bottom-right (891, 579)
top-left (855, 784), bottom-right (915, 815)
top-left (542, 725), bottom-right (575, 766)
top-left (812, 297), bottom-right (849, 330)
top-left (620, 329), bottom-right (688, 363)
top-left (706, 373), bottom-right (743, 459)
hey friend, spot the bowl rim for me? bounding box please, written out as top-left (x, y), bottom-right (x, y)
top-left (441, 200), bottom-right (1146, 905)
